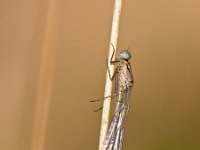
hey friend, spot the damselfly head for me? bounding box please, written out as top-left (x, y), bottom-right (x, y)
top-left (118, 50), bottom-right (132, 61)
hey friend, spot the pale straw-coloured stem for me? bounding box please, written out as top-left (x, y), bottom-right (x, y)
top-left (98, 0), bottom-right (123, 149)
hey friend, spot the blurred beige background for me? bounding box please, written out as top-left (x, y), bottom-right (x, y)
top-left (1, 0), bottom-right (200, 150)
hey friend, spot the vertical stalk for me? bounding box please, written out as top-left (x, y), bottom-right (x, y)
top-left (98, 0), bottom-right (123, 149)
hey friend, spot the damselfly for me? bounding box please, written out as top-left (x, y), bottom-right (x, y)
top-left (91, 44), bottom-right (134, 150)
top-left (103, 44), bottom-right (134, 150)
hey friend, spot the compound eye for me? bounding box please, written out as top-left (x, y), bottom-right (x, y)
top-left (119, 51), bottom-right (132, 60)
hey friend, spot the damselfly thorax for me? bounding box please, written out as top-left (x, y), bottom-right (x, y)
top-left (116, 61), bottom-right (134, 92)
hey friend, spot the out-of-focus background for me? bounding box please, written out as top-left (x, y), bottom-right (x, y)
top-left (1, 0), bottom-right (200, 150)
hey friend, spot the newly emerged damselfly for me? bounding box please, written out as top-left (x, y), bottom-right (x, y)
top-left (91, 44), bottom-right (134, 150)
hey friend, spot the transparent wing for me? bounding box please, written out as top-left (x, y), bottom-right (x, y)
top-left (104, 88), bottom-right (132, 150)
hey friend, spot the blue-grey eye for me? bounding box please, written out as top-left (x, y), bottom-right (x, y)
top-left (118, 50), bottom-right (132, 60)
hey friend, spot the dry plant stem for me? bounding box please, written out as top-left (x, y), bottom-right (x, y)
top-left (98, 0), bottom-right (123, 149)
